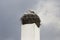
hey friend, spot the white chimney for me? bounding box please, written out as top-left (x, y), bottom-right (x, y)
top-left (21, 10), bottom-right (41, 40)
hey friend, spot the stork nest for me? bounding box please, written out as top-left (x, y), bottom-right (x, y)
top-left (21, 14), bottom-right (41, 28)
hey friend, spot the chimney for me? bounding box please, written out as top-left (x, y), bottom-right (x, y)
top-left (21, 10), bottom-right (41, 40)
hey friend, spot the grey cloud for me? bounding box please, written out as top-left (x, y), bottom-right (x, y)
top-left (39, 0), bottom-right (60, 40)
top-left (41, 23), bottom-right (60, 40)
top-left (0, 0), bottom-right (60, 40)
top-left (0, 0), bottom-right (39, 40)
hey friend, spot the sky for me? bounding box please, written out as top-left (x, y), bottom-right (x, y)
top-left (0, 0), bottom-right (60, 40)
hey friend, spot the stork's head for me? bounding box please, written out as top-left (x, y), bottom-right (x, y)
top-left (21, 10), bottom-right (41, 28)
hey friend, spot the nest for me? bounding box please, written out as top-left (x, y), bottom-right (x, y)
top-left (21, 11), bottom-right (41, 28)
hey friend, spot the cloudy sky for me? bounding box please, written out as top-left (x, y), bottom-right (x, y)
top-left (0, 0), bottom-right (60, 40)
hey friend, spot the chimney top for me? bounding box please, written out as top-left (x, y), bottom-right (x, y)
top-left (21, 10), bottom-right (41, 28)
